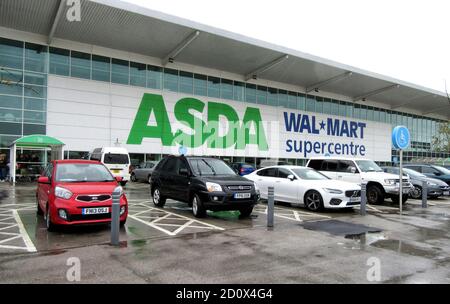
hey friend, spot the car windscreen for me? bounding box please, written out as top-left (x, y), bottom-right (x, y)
top-left (291, 168), bottom-right (329, 180)
top-left (355, 160), bottom-right (383, 172)
top-left (433, 165), bottom-right (450, 175)
top-left (189, 159), bottom-right (236, 176)
top-left (403, 168), bottom-right (425, 177)
top-left (55, 163), bottom-right (115, 182)
top-left (103, 153), bottom-right (129, 164)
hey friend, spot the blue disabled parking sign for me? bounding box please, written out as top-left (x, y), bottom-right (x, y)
top-left (392, 126), bottom-right (410, 150)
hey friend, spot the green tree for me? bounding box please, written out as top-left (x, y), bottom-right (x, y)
top-left (432, 82), bottom-right (450, 152)
top-left (432, 122), bottom-right (450, 152)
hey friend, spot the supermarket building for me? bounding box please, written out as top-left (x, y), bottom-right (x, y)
top-left (0, 0), bottom-right (449, 170)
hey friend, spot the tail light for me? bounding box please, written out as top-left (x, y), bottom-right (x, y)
top-left (240, 168), bottom-right (245, 173)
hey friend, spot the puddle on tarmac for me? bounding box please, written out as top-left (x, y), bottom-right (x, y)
top-left (343, 232), bottom-right (387, 249)
top-left (130, 239), bottom-right (146, 247)
top-left (370, 239), bottom-right (440, 259)
top-left (208, 211), bottom-right (241, 220)
top-left (342, 232), bottom-right (441, 259)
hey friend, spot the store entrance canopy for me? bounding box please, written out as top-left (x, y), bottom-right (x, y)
top-left (9, 135), bottom-right (65, 183)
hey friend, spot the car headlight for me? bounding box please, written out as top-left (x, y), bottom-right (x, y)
top-left (323, 188), bottom-right (343, 194)
top-left (206, 182), bottom-right (222, 192)
top-left (113, 186), bottom-right (124, 197)
top-left (384, 179), bottom-right (396, 185)
top-left (253, 182), bottom-right (260, 194)
top-left (54, 186), bottom-right (73, 199)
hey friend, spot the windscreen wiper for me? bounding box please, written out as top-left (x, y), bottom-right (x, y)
top-left (202, 160), bottom-right (216, 175)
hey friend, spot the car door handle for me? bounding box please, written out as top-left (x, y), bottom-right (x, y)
top-left (275, 180), bottom-right (281, 183)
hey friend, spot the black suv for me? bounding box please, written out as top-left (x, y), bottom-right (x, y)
top-left (150, 156), bottom-right (259, 218)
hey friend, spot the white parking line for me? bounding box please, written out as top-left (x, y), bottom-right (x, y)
top-left (172, 220), bottom-right (195, 235)
top-left (0, 208), bottom-right (36, 253)
top-left (129, 215), bottom-right (179, 236)
top-left (254, 205), bottom-right (330, 222)
top-left (13, 210), bottom-right (37, 252)
top-left (128, 203), bottom-right (224, 236)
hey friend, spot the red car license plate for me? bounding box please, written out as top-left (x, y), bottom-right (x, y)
top-left (82, 207), bottom-right (109, 215)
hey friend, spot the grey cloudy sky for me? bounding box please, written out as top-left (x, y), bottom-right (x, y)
top-left (123, 0), bottom-right (450, 94)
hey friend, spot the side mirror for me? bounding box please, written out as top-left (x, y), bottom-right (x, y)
top-left (350, 166), bottom-right (357, 174)
top-left (287, 174), bottom-right (295, 181)
top-left (38, 176), bottom-right (50, 184)
top-left (179, 168), bottom-right (189, 176)
top-left (115, 176), bottom-right (123, 182)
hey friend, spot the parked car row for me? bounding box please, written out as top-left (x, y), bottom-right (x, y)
top-left (35, 147), bottom-right (449, 231)
top-left (382, 167), bottom-right (450, 199)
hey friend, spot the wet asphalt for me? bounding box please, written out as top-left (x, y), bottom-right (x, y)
top-left (0, 181), bottom-right (449, 283)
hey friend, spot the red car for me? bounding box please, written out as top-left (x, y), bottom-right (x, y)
top-left (36, 159), bottom-right (128, 231)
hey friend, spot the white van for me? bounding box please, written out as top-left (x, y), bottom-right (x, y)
top-left (89, 147), bottom-right (130, 186)
top-left (306, 157), bottom-right (412, 204)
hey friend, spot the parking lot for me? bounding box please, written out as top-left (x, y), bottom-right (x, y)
top-left (0, 181), bottom-right (449, 283)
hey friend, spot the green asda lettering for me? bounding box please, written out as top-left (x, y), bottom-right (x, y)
top-left (127, 93), bottom-right (269, 151)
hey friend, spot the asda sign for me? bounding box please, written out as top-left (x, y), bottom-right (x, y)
top-left (125, 92), bottom-right (391, 161)
top-left (127, 93), bottom-right (269, 151)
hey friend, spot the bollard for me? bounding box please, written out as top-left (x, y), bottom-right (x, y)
top-left (421, 180), bottom-right (428, 208)
top-left (111, 186), bottom-right (122, 246)
top-left (360, 182), bottom-right (367, 216)
top-left (267, 186), bottom-right (274, 227)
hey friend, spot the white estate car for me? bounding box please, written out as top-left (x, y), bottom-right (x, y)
top-left (245, 166), bottom-right (361, 212)
top-left (306, 157), bottom-right (412, 205)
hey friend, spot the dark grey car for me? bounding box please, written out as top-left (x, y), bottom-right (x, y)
top-left (131, 161), bottom-right (159, 183)
top-left (382, 167), bottom-right (450, 199)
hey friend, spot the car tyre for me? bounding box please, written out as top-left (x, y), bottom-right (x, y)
top-left (45, 204), bottom-right (56, 232)
top-left (410, 185), bottom-right (422, 199)
top-left (239, 206), bottom-right (254, 218)
top-left (36, 196), bottom-right (43, 215)
top-left (152, 187), bottom-right (166, 207)
top-left (120, 219), bottom-right (126, 227)
top-left (130, 174), bottom-right (137, 182)
top-left (192, 194), bottom-right (206, 218)
top-left (367, 185), bottom-right (384, 204)
top-left (304, 190), bottom-right (324, 212)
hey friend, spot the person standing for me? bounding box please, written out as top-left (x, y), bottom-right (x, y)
top-left (0, 154), bottom-right (7, 182)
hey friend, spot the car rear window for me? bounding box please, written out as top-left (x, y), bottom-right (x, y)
top-left (103, 153), bottom-right (129, 164)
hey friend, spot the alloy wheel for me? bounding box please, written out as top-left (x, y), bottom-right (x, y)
top-left (192, 197), bottom-right (198, 215)
top-left (153, 189), bottom-right (160, 205)
top-left (411, 186), bottom-right (422, 199)
top-left (306, 192), bottom-right (321, 211)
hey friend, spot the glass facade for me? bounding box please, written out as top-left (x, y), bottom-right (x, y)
top-left (0, 38), bottom-right (47, 153)
top-left (1, 36), bottom-right (448, 165)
